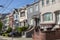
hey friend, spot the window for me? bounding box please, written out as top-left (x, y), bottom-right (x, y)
top-left (14, 14), bottom-right (18, 20)
top-left (35, 5), bottom-right (38, 11)
top-left (43, 12), bottom-right (53, 21)
top-left (42, 0), bottom-right (44, 6)
top-left (30, 19), bottom-right (34, 25)
top-left (16, 23), bottom-right (19, 26)
top-left (57, 13), bottom-right (60, 24)
top-left (46, 0), bottom-right (49, 5)
top-left (20, 12), bottom-right (25, 17)
top-left (21, 22), bottom-right (24, 26)
top-left (29, 7), bottom-right (33, 13)
top-left (16, 15), bottom-right (18, 18)
top-left (52, 0), bottom-right (55, 4)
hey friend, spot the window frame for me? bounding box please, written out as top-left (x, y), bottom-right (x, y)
top-left (46, 0), bottom-right (50, 5)
top-left (52, 0), bottom-right (55, 4)
top-left (29, 7), bottom-right (33, 13)
top-left (35, 4), bottom-right (39, 11)
top-left (20, 12), bottom-right (25, 17)
top-left (43, 12), bottom-right (53, 21)
top-left (57, 13), bottom-right (60, 24)
top-left (42, 0), bottom-right (44, 6)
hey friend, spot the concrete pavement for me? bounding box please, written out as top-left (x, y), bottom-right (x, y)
top-left (0, 36), bottom-right (32, 40)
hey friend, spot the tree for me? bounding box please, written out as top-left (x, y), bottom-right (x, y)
top-left (0, 20), bottom-right (3, 31)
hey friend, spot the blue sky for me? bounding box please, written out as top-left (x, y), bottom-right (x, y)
top-left (0, 0), bottom-right (35, 14)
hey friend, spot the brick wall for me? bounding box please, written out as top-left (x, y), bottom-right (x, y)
top-left (32, 30), bottom-right (55, 40)
top-left (55, 29), bottom-right (60, 39)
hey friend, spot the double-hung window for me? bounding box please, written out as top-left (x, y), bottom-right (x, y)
top-left (52, 0), bottom-right (55, 4)
top-left (42, 0), bottom-right (44, 6)
top-left (43, 12), bottom-right (53, 21)
top-left (46, 0), bottom-right (49, 5)
top-left (29, 7), bottom-right (33, 13)
top-left (35, 5), bottom-right (38, 11)
top-left (20, 12), bottom-right (25, 17)
top-left (57, 13), bottom-right (60, 24)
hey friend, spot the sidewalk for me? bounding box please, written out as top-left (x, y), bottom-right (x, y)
top-left (0, 36), bottom-right (32, 40)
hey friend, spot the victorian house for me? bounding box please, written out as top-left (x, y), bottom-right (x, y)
top-left (13, 9), bottom-right (20, 27)
top-left (9, 13), bottom-right (14, 28)
top-left (18, 7), bottom-right (28, 27)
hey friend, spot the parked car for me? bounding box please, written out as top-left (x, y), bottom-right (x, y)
top-left (8, 31), bottom-right (21, 37)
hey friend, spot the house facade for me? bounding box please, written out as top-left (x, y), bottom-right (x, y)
top-left (26, 1), bottom-right (40, 27)
top-left (1, 14), bottom-right (10, 31)
top-left (32, 0), bottom-right (60, 40)
top-left (18, 7), bottom-right (28, 27)
top-left (9, 13), bottom-right (14, 28)
top-left (1, 0), bottom-right (60, 39)
top-left (25, 1), bottom-right (41, 38)
top-left (13, 9), bottom-right (20, 27)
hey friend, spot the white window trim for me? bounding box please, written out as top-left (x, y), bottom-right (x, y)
top-left (29, 7), bottom-right (33, 13)
top-left (43, 12), bottom-right (53, 21)
top-left (35, 5), bottom-right (39, 11)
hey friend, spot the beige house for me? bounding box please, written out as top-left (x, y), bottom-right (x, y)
top-left (18, 7), bottom-right (28, 27)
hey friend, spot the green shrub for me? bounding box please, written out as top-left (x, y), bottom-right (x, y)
top-left (2, 32), bottom-right (8, 37)
top-left (0, 20), bottom-right (3, 31)
top-left (6, 27), bottom-right (12, 33)
top-left (16, 26), bottom-right (28, 33)
top-left (16, 27), bottom-right (22, 33)
top-left (4, 33), bottom-right (8, 37)
top-left (22, 26), bottom-right (28, 31)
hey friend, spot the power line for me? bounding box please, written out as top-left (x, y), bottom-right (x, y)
top-left (0, 0), bottom-right (8, 11)
top-left (1, 0), bottom-right (14, 13)
top-left (1, 0), bottom-right (14, 12)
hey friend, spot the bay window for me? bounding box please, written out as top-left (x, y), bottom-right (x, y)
top-left (43, 12), bottom-right (53, 21)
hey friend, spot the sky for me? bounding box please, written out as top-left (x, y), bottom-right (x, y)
top-left (0, 0), bottom-right (36, 14)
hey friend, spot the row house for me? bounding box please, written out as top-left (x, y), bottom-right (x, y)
top-left (27, 2), bottom-right (40, 27)
top-left (9, 13), bottom-right (14, 28)
top-left (40, 0), bottom-right (60, 31)
top-left (1, 14), bottom-right (10, 31)
top-left (32, 0), bottom-right (60, 40)
top-left (2, 0), bottom-right (60, 39)
top-left (5, 15), bottom-right (9, 27)
top-left (13, 9), bottom-right (20, 27)
top-left (3, 15), bottom-right (9, 30)
top-left (18, 7), bottom-right (28, 27)
top-left (25, 1), bottom-right (40, 37)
